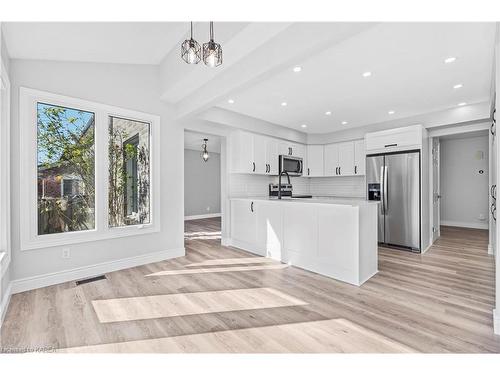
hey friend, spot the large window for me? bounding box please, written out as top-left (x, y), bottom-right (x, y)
top-left (108, 116), bottom-right (151, 227)
top-left (37, 103), bottom-right (95, 235)
top-left (20, 88), bottom-right (160, 250)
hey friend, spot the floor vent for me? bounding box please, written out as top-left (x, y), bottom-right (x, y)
top-left (75, 275), bottom-right (107, 286)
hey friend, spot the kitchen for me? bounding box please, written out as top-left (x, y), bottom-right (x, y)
top-left (226, 124), bottom-right (429, 286)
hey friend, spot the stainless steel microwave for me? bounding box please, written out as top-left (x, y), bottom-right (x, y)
top-left (279, 155), bottom-right (303, 176)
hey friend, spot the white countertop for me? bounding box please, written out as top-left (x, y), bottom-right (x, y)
top-left (230, 196), bottom-right (379, 207)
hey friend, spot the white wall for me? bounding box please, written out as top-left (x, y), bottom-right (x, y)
top-left (184, 149), bottom-right (221, 217)
top-left (440, 134), bottom-right (489, 229)
top-left (8, 59), bottom-right (184, 283)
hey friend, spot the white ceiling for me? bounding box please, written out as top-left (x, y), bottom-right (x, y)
top-left (216, 23), bottom-right (496, 133)
top-left (184, 131), bottom-right (221, 153)
top-left (1, 22), bottom-right (189, 64)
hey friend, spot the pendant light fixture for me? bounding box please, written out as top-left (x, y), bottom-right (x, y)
top-left (201, 138), bottom-right (210, 162)
top-left (203, 22), bottom-right (223, 67)
top-left (181, 22), bottom-right (201, 64)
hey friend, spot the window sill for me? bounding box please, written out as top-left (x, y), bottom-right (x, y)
top-left (20, 224), bottom-right (160, 251)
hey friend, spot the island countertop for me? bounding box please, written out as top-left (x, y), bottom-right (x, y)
top-left (230, 196), bottom-right (379, 207)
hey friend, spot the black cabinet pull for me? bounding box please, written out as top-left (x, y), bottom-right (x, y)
top-left (251, 202), bottom-right (254, 212)
top-left (385, 143), bottom-right (398, 148)
top-left (308, 168), bottom-right (310, 176)
top-left (335, 167), bottom-right (338, 175)
top-left (354, 165), bottom-right (357, 174)
top-left (339, 167), bottom-right (341, 175)
top-left (252, 162), bottom-right (255, 172)
top-left (491, 122), bottom-right (496, 136)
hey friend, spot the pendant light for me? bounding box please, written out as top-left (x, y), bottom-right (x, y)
top-left (201, 138), bottom-right (210, 162)
top-left (203, 22), bottom-right (222, 67)
top-left (181, 22), bottom-right (201, 64)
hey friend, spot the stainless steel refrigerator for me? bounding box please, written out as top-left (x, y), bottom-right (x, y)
top-left (366, 151), bottom-right (421, 252)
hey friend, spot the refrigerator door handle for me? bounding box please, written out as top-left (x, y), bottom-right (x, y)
top-left (380, 165), bottom-right (385, 214)
top-left (383, 165), bottom-right (388, 212)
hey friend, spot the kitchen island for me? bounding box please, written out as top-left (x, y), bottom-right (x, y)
top-left (229, 197), bottom-right (379, 286)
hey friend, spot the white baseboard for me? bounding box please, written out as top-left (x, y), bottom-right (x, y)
top-left (494, 309), bottom-right (500, 335)
top-left (0, 281), bottom-right (12, 328)
top-left (221, 237), bottom-right (231, 247)
top-left (10, 247), bottom-right (185, 294)
top-left (440, 220), bottom-right (489, 230)
top-left (185, 213), bottom-right (221, 221)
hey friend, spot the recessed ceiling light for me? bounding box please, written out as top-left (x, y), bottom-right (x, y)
top-left (341, 121), bottom-right (348, 125)
top-left (453, 84), bottom-right (463, 89)
top-left (458, 102), bottom-right (467, 106)
top-left (301, 124), bottom-right (307, 128)
top-left (444, 57), bottom-right (456, 64)
top-left (388, 110), bottom-right (395, 115)
top-left (293, 66), bottom-right (302, 73)
top-left (325, 111), bottom-right (332, 116)
top-left (281, 102), bottom-right (287, 107)
top-left (227, 99), bottom-right (235, 104)
top-left (362, 71), bottom-right (372, 78)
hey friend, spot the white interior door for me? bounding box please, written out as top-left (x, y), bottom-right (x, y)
top-left (432, 137), bottom-right (441, 242)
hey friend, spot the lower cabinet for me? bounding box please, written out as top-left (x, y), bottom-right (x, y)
top-left (230, 199), bottom-right (378, 285)
top-left (230, 199), bottom-right (257, 246)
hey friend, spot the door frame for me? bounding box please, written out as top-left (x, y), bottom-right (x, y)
top-left (430, 137), bottom-right (441, 243)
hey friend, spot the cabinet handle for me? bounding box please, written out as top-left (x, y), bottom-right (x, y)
top-left (251, 201), bottom-right (254, 212)
top-left (308, 168), bottom-right (310, 176)
top-left (385, 143), bottom-right (398, 148)
top-left (354, 165), bottom-right (357, 174)
top-left (252, 162), bottom-right (255, 172)
top-left (491, 122), bottom-right (496, 137)
top-left (267, 164), bottom-right (270, 173)
top-left (335, 167), bottom-right (338, 175)
top-left (339, 167), bottom-right (341, 175)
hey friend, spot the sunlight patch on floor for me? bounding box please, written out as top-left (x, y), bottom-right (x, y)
top-left (91, 287), bottom-right (306, 323)
top-left (59, 318), bottom-right (415, 353)
top-left (186, 257), bottom-right (278, 267)
top-left (145, 263), bottom-right (289, 277)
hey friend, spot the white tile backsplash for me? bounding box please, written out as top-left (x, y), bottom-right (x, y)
top-left (229, 174), bottom-right (365, 198)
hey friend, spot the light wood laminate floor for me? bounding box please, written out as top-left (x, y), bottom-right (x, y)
top-left (1, 218), bottom-right (499, 353)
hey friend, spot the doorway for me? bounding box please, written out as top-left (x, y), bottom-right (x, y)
top-left (431, 130), bottom-right (490, 243)
top-left (184, 130), bottom-right (223, 244)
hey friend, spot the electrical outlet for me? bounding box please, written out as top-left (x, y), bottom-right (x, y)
top-left (62, 248), bottom-right (70, 259)
top-left (206, 206), bottom-right (211, 212)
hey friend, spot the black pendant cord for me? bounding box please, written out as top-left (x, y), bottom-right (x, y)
top-left (210, 21), bottom-right (214, 42)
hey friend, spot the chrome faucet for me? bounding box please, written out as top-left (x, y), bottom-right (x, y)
top-left (278, 170), bottom-right (291, 200)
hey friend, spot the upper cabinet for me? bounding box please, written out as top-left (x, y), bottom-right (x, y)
top-left (306, 145), bottom-right (324, 177)
top-left (230, 131), bottom-right (289, 175)
top-left (230, 130), bottom-right (365, 177)
top-left (354, 140), bottom-right (365, 176)
top-left (278, 141), bottom-right (305, 158)
top-left (324, 143), bottom-right (340, 176)
top-left (365, 125), bottom-right (423, 154)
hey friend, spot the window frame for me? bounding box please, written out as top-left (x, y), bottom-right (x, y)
top-left (0, 58), bottom-right (11, 275)
top-left (20, 88), bottom-right (160, 251)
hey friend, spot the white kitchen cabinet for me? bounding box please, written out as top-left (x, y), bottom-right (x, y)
top-left (265, 138), bottom-right (279, 175)
top-left (278, 141), bottom-right (305, 158)
top-left (255, 201), bottom-right (283, 259)
top-left (365, 125), bottom-right (423, 154)
top-left (354, 139), bottom-right (365, 176)
top-left (305, 145), bottom-right (324, 177)
top-left (229, 198), bottom-right (379, 286)
top-left (230, 131), bottom-right (255, 173)
top-left (338, 141), bottom-right (355, 176)
top-left (230, 199), bottom-right (257, 246)
top-left (324, 143), bottom-right (340, 176)
top-left (253, 135), bottom-right (267, 174)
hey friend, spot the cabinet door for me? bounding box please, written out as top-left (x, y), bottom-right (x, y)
top-left (230, 131), bottom-right (254, 173)
top-left (306, 145), bottom-right (324, 177)
top-left (324, 143), bottom-right (339, 176)
top-left (338, 141), bottom-right (355, 176)
top-left (354, 140), bottom-right (366, 175)
top-left (255, 201), bottom-right (283, 259)
top-left (253, 135), bottom-right (267, 174)
top-left (266, 138), bottom-right (279, 175)
top-left (278, 141), bottom-right (292, 156)
top-left (290, 143), bottom-right (305, 158)
top-left (231, 200), bottom-right (257, 245)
